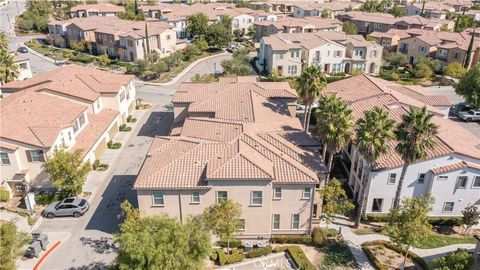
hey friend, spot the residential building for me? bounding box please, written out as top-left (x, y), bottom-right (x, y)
top-left (13, 54), bottom-right (32, 81)
top-left (326, 75), bottom-right (480, 219)
top-left (292, 2), bottom-right (360, 19)
top-left (404, 2), bottom-right (456, 19)
top-left (257, 32), bottom-right (382, 76)
top-left (369, 29), bottom-right (412, 52)
top-left (134, 77), bottom-right (326, 241)
top-left (70, 3), bottom-right (125, 18)
top-left (48, 16), bottom-right (177, 61)
top-left (0, 65), bottom-right (136, 195)
top-left (253, 17), bottom-right (342, 41)
top-left (0, 0), bottom-right (9, 8)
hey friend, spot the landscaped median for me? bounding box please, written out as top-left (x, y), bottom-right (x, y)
top-left (362, 240), bottom-right (428, 270)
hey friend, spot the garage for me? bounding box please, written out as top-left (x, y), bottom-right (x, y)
top-left (108, 122), bottom-right (118, 140)
top-left (94, 139), bottom-right (107, 160)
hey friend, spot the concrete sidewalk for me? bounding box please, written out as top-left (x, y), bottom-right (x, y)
top-left (17, 232), bottom-right (71, 270)
top-left (0, 210), bottom-right (32, 232)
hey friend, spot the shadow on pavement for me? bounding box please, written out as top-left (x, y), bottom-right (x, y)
top-left (85, 175), bottom-right (137, 234)
top-left (137, 111), bottom-right (173, 137)
top-left (66, 262), bottom-right (109, 270)
top-left (79, 236), bottom-right (118, 255)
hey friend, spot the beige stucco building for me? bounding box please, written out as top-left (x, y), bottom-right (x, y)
top-left (134, 77), bottom-right (327, 241)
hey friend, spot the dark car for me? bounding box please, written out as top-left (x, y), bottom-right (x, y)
top-left (17, 46), bottom-right (28, 53)
top-left (43, 198), bottom-right (90, 218)
top-left (450, 102), bottom-right (474, 117)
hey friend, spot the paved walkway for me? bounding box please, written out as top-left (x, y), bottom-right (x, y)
top-left (0, 210), bottom-right (32, 232)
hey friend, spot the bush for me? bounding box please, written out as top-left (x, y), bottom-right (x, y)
top-left (322, 242), bottom-right (356, 269)
top-left (366, 214), bottom-right (462, 227)
top-left (62, 50), bottom-right (73, 58)
top-left (271, 235), bottom-right (312, 245)
top-left (312, 228), bottom-right (327, 247)
top-left (210, 249), bottom-right (220, 261)
top-left (126, 115), bottom-right (137, 123)
top-left (362, 245), bottom-right (387, 270)
top-left (69, 53), bottom-right (95, 63)
top-left (361, 240), bottom-right (428, 270)
top-left (107, 140), bottom-right (122, 149)
top-left (246, 246), bottom-right (272, 258)
top-left (92, 159), bottom-right (100, 170)
top-left (97, 163), bottom-right (109, 171)
top-left (433, 248), bottom-right (473, 270)
top-left (0, 187), bottom-right (10, 202)
top-left (282, 246), bottom-right (315, 270)
top-left (119, 124), bottom-right (132, 132)
top-left (217, 249), bottom-right (245, 265)
top-left (35, 193), bottom-right (61, 205)
top-left (217, 239), bottom-right (242, 248)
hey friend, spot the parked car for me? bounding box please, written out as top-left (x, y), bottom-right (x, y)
top-left (227, 44), bottom-right (238, 53)
top-left (43, 198), bottom-right (90, 218)
top-left (459, 109), bottom-right (480, 122)
top-left (450, 102), bottom-right (474, 117)
top-left (17, 46), bottom-right (28, 53)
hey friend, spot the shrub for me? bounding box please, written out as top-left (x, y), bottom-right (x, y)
top-left (246, 246), bottom-right (272, 258)
top-left (217, 239), bottom-right (242, 248)
top-left (126, 115), bottom-right (137, 123)
top-left (362, 245), bottom-right (387, 270)
top-left (217, 249), bottom-right (245, 265)
top-left (69, 53), bottom-right (95, 63)
top-left (361, 240), bottom-right (428, 270)
top-left (312, 228), bottom-right (327, 247)
top-left (119, 124), bottom-right (132, 132)
top-left (283, 246), bottom-right (315, 270)
top-left (433, 248), bottom-right (473, 270)
top-left (0, 187), bottom-right (10, 202)
top-left (62, 50), bottom-right (73, 58)
top-left (107, 140), bottom-right (122, 149)
top-left (35, 193), bottom-right (61, 205)
top-left (210, 249), bottom-right (220, 261)
top-left (322, 242), bottom-right (356, 269)
top-left (92, 159), bottom-right (100, 170)
top-left (271, 235), bottom-right (312, 245)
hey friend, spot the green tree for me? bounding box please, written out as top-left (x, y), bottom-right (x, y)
top-left (219, 15), bottom-right (233, 32)
top-left (321, 9), bottom-right (332, 18)
top-left (412, 62), bottom-right (433, 79)
top-left (16, 0), bottom-right (52, 33)
top-left (186, 13), bottom-right (210, 38)
top-left (0, 222), bottom-right (31, 270)
top-left (354, 107), bottom-right (396, 228)
top-left (342, 21), bottom-right (358, 35)
top-left (315, 94), bottom-right (354, 179)
top-left (414, 57), bottom-right (442, 73)
top-left (433, 249), bottom-right (473, 270)
top-left (165, 51), bottom-right (182, 71)
top-left (455, 15), bottom-right (473, 32)
top-left (461, 205), bottom-right (480, 236)
top-left (389, 6), bottom-right (406, 17)
top-left (321, 178), bottom-right (355, 229)
top-left (202, 199), bottom-right (242, 253)
top-left (233, 29), bottom-right (243, 41)
top-left (205, 23), bottom-right (232, 48)
top-left (393, 107), bottom-right (438, 207)
top-left (0, 32), bottom-right (19, 85)
top-left (439, 24), bottom-right (451, 31)
top-left (44, 149), bottom-right (91, 197)
top-left (296, 65), bottom-right (327, 132)
top-left (464, 27), bottom-right (476, 68)
top-left (97, 54), bottom-right (111, 67)
top-left (456, 64), bottom-right (480, 108)
top-left (383, 52), bottom-right (407, 70)
top-left (359, 0), bottom-right (391, 13)
top-left (184, 44), bottom-right (202, 60)
top-left (385, 195), bottom-right (434, 268)
top-left (246, 25), bottom-right (256, 39)
top-left (194, 37), bottom-right (209, 51)
top-left (444, 61), bottom-right (466, 78)
top-left (117, 1), bottom-right (145, 21)
top-left (221, 48), bottom-right (251, 76)
top-left (116, 201), bottom-right (211, 270)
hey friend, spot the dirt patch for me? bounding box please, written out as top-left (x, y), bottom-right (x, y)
top-left (353, 223), bottom-right (384, 235)
top-left (366, 245), bottom-right (421, 270)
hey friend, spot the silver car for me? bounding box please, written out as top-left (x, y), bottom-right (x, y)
top-left (43, 198), bottom-right (90, 218)
top-left (459, 109), bottom-right (480, 122)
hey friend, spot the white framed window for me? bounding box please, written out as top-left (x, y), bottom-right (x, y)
top-left (291, 214), bottom-right (300, 229)
top-left (443, 202), bottom-right (454, 212)
top-left (79, 114), bottom-right (86, 127)
top-left (388, 173), bottom-right (396, 185)
top-left (273, 214), bottom-right (280, 229)
top-left (437, 175), bottom-right (448, 181)
top-left (473, 176), bottom-right (480, 188)
top-left (191, 191), bottom-right (200, 204)
top-left (29, 150), bottom-right (43, 162)
top-left (456, 176), bottom-right (468, 189)
top-left (273, 187), bottom-right (282, 199)
top-left (0, 152), bottom-right (11, 165)
top-left (152, 191), bottom-right (164, 206)
top-left (302, 187), bottom-right (312, 199)
top-left (216, 191), bottom-right (228, 203)
top-left (119, 90), bottom-right (126, 102)
top-left (238, 219), bottom-right (245, 230)
top-left (251, 191), bottom-right (263, 205)
top-left (372, 198), bottom-right (383, 212)
top-left (73, 120), bottom-right (79, 133)
top-left (418, 173), bottom-right (426, 184)
top-left (334, 50), bottom-right (342, 57)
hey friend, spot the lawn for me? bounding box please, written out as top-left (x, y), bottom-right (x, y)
top-left (320, 242), bottom-right (356, 270)
top-left (416, 233), bottom-right (476, 249)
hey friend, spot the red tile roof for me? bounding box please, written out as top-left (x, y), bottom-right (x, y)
top-left (430, 161), bottom-right (480, 175)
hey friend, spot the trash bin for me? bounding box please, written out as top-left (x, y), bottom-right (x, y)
top-left (244, 241), bottom-right (253, 252)
top-left (36, 234), bottom-right (49, 251)
top-left (31, 231), bottom-right (41, 241)
top-left (26, 241), bottom-right (42, 258)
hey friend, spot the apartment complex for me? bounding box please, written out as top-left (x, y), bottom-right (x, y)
top-left (257, 31), bottom-right (382, 76)
top-left (253, 17), bottom-right (342, 41)
top-left (48, 16), bottom-right (177, 61)
top-left (336, 11), bottom-right (454, 34)
top-left (326, 75), bottom-right (480, 218)
top-left (404, 0), bottom-right (472, 19)
top-left (0, 65), bottom-right (136, 196)
top-left (134, 77), bottom-right (326, 240)
top-left (70, 3), bottom-right (125, 18)
top-left (292, 2), bottom-right (360, 19)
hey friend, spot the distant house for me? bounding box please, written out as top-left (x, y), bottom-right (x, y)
top-left (292, 1), bottom-right (360, 19)
top-left (70, 3), bottom-right (125, 18)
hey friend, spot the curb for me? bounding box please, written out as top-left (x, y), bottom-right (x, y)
top-left (33, 241), bottom-right (61, 270)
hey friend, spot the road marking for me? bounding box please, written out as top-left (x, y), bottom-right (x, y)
top-left (33, 241), bottom-right (61, 270)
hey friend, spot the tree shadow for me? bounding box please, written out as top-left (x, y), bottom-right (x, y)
top-left (137, 111), bottom-right (173, 137)
top-left (79, 236), bottom-right (118, 255)
top-left (66, 261), bottom-right (110, 270)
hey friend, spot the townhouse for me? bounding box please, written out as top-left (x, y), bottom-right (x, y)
top-left (326, 75), bottom-right (480, 219)
top-left (404, 2), bottom-right (456, 19)
top-left (134, 77), bottom-right (326, 241)
top-left (48, 16), bottom-right (177, 61)
top-left (336, 11), bottom-right (454, 34)
top-left (6, 45), bottom-right (32, 82)
top-left (369, 29), bottom-right (411, 52)
top-left (253, 17), bottom-right (342, 41)
top-left (292, 2), bottom-right (360, 19)
top-left (0, 65), bottom-right (136, 196)
top-left (70, 3), bottom-right (125, 18)
top-left (257, 31), bottom-right (382, 76)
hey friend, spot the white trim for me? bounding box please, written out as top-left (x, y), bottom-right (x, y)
top-left (302, 187), bottom-right (312, 200)
top-left (472, 176), bottom-right (480, 189)
top-left (191, 191), bottom-right (200, 204)
top-left (272, 214), bottom-right (280, 230)
top-left (273, 187), bottom-right (282, 199)
top-left (250, 190), bottom-right (263, 206)
top-left (151, 191), bottom-right (164, 206)
top-left (456, 175), bottom-right (468, 189)
top-left (387, 173), bottom-right (396, 185)
top-left (216, 190), bottom-right (228, 203)
top-left (291, 213), bottom-right (300, 229)
top-left (442, 201), bottom-right (454, 213)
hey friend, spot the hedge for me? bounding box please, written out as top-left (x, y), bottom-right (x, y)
top-left (282, 246), bottom-right (316, 270)
top-left (216, 239), bottom-right (242, 248)
top-left (362, 245), bottom-right (387, 270)
top-left (246, 246), bottom-right (272, 258)
top-left (270, 235), bottom-right (312, 245)
top-left (0, 188), bottom-right (10, 202)
top-left (366, 214), bottom-right (462, 226)
top-left (312, 227), bottom-right (327, 247)
top-left (217, 249), bottom-right (245, 266)
top-left (361, 240), bottom-right (428, 270)
top-left (69, 53), bottom-right (95, 63)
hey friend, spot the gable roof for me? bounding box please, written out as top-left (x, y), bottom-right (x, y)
top-left (430, 161), bottom-right (480, 175)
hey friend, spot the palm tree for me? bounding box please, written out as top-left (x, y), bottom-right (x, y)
top-left (354, 107), bottom-right (396, 228)
top-left (296, 65), bottom-right (327, 133)
top-left (393, 106), bottom-right (438, 208)
top-left (0, 52), bottom-right (19, 85)
top-left (316, 94), bottom-right (354, 180)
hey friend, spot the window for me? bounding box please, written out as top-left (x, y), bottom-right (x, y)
top-left (238, 219), bottom-right (245, 230)
top-left (457, 176), bottom-right (468, 189)
top-left (79, 114), bottom-right (85, 127)
top-left (473, 176), bottom-right (480, 188)
top-left (152, 191), bottom-right (164, 206)
top-left (287, 65), bottom-right (297, 75)
top-left (372, 198), bottom-right (383, 212)
top-left (354, 50), bottom-right (363, 56)
top-left (68, 131), bottom-right (72, 141)
top-left (418, 173), bottom-right (426, 184)
top-left (29, 150), bottom-right (43, 162)
top-left (453, 52), bottom-right (459, 59)
top-left (19, 63), bottom-right (27, 70)
top-left (216, 191), bottom-right (228, 203)
top-left (251, 191), bottom-right (263, 205)
top-left (437, 175), bottom-right (448, 181)
top-left (388, 173), bottom-right (396, 185)
top-left (0, 152), bottom-right (10, 165)
top-left (275, 53), bottom-right (284, 60)
top-left (274, 187), bottom-right (282, 199)
top-left (372, 50), bottom-right (378, 57)
top-left (273, 214), bottom-right (280, 229)
top-left (191, 191), bottom-right (200, 203)
top-left (291, 214), bottom-right (300, 229)
top-left (443, 202), bottom-right (454, 212)
top-left (332, 63), bottom-right (342, 73)
top-left (290, 50), bottom-right (299, 58)
top-left (438, 49), bottom-right (447, 56)
top-left (119, 90), bottom-right (126, 102)
top-left (418, 46), bottom-right (426, 53)
top-left (334, 50), bottom-right (342, 57)
top-left (73, 120), bottom-right (79, 133)
top-left (167, 35), bottom-right (171, 40)
top-left (302, 187), bottom-right (312, 199)
top-left (127, 40), bottom-right (134, 47)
